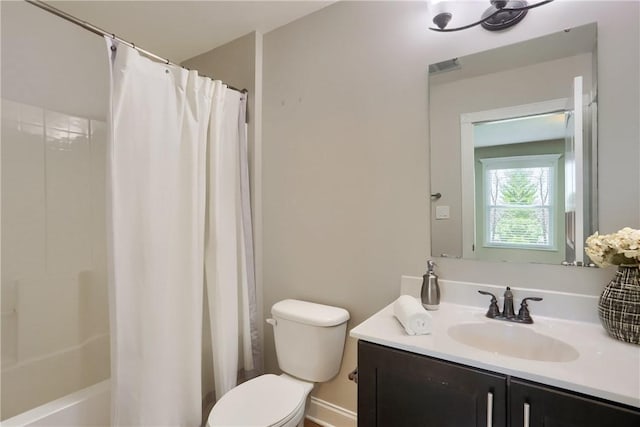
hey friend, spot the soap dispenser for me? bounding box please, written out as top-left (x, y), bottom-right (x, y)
top-left (421, 260), bottom-right (440, 310)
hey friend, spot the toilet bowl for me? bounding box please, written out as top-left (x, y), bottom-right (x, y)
top-left (207, 374), bottom-right (313, 427)
top-left (206, 299), bottom-right (350, 427)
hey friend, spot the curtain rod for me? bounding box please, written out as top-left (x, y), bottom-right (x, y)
top-left (23, 0), bottom-right (247, 94)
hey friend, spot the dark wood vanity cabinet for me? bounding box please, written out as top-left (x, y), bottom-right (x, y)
top-left (358, 340), bottom-right (507, 427)
top-left (509, 379), bottom-right (640, 427)
top-left (358, 340), bottom-right (640, 427)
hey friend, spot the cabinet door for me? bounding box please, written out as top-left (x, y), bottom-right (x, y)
top-left (358, 340), bottom-right (507, 427)
top-left (510, 379), bottom-right (640, 427)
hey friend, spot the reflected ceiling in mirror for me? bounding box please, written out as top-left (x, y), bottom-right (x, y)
top-left (429, 23), bottom-right (597, 266)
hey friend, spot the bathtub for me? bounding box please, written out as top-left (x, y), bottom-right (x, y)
top-left (2, 380), bottom-right (110, 427)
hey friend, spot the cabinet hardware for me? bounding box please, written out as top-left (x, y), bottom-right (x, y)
top-left (524, 402), bottom-right (530, 427)
top-left (487, 392), bottom-right (493, 427)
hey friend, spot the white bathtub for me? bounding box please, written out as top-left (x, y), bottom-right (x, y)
top-left (2, 380), bottom-right (110, 427)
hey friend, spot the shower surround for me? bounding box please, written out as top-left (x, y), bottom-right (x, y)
top-left (1, 99), bottom-right (110, 419)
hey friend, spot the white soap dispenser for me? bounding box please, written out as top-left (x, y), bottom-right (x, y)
top-left (421, 260), bottom-right (440, 310)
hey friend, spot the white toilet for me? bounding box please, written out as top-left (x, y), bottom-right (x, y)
top-left (207, 299), bottom-right (350, 427)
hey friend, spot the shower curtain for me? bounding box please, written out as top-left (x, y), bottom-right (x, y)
top-left (106, 39), bottom-right (259, 426)
top-left (206, 83), bottom-right (259, 397)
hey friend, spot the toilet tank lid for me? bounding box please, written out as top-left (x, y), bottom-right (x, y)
top-left (271, 299), bottom-right (350, 327)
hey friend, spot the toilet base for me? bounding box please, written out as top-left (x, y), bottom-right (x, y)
top-left (206, 374), bottom-right (314, 427)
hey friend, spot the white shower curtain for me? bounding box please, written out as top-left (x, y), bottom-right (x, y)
top-left (205, 84), bottom-right (259, 398)
top-left (106, 39), bottom-right (259, 426)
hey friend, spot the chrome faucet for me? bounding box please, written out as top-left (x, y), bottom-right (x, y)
top-left (478, 287), bottom-right (543, 324)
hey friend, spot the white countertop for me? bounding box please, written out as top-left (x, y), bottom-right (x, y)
top-left (350, 300), bottom-right (640, 409)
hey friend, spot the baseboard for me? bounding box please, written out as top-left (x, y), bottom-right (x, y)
top-left (305, 396), bottom-right (357, 427)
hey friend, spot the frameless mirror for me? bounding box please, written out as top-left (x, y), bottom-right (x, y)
top-left (429, 23), bottom-right (597, 265)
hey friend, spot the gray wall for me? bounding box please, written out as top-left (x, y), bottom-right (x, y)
top-left (262, 0), bottom-right (639, 413)
top-left (263, 1), bottom-right (431, 411)
top-left (1, 1), bottom-right (108, 119)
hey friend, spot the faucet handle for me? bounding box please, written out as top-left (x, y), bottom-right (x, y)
top-left (478, 290), bottom-right (500, 318)
top-left (517, 297), bottom-right (543, 323)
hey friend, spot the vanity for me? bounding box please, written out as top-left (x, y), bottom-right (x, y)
top-left (349, 15), bottom-right (640, 427)
top-left (350, 280), bottom-right (640, 427)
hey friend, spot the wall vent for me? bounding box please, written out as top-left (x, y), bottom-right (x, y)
top-left (429, 58), bottom-right (461, 74)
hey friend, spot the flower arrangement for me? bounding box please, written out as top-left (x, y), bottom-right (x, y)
top-left (585, 227), bottom-right (640, 268)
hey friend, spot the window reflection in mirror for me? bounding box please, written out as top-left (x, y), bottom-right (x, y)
top-left (429, 23), bottom-right (597, 266)
top-left (475, 117), bottom-right (565, 264)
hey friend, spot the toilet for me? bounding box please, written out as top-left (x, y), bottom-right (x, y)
top-left (207, 299), bottom-right (350, 427)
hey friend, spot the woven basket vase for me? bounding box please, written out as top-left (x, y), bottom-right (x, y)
top-left (598, 264), bottom-right (640, 345)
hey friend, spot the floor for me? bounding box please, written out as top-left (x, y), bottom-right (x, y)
top-left (304, 419), bottom-right (322, 427)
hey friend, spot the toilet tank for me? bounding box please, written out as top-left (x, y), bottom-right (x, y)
top-left (270, 299), bottom-right (350, 382)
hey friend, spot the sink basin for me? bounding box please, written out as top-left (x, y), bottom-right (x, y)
top-left (448, 322), bottom-right (579, 362)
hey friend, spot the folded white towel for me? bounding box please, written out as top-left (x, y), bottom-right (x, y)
top-left (393, 295), bottom-right (433, 336)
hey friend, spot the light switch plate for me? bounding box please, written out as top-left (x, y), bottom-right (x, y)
top-left (435, 205), bottom-right (450, 219)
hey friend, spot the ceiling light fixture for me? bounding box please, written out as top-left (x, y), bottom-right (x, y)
top-left (428, 0), bottom-right (555, 32)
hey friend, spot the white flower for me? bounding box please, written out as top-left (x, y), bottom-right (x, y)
top-left (585, 227), bottom-right (640, 268)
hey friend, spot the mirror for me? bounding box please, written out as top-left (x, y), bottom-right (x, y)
top-left (429, 23), bottom-right (597, 265)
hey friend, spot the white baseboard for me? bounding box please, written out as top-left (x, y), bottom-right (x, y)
top-left (305, 396), bottom-right (357, 427)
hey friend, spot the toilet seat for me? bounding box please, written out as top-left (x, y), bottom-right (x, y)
top-left (207, 374), bottom-right (311, 427)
